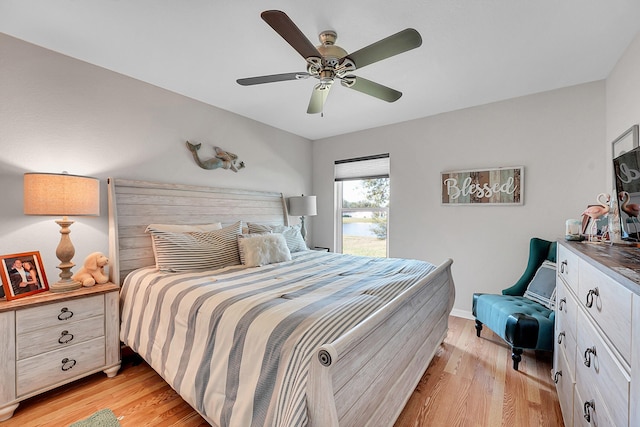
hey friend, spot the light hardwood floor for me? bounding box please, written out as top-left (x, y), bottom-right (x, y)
top-left (4, 316), bottom-right (563, 426)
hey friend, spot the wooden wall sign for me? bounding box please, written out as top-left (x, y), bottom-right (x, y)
top-left (441, 166), bottom-right (523, 205)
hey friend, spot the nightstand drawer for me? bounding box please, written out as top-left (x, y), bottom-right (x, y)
top-left (16, 295), bottom-right (104, 335)
top-left (16, 315), bottom-right (105, 360)
top-left (16, 337), bottom-right (105, 397)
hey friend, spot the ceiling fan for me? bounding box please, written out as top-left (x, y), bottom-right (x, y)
top-left (236, 10), bottom-right (422, 114)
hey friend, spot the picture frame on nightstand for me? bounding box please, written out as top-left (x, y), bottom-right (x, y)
top-left (0, 251), bottom-right (49, 300)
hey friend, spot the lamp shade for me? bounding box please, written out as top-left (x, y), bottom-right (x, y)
top-left (24, 173), bottom-right (100, 216)
top-left (288, 195), bottom-right (317, 216)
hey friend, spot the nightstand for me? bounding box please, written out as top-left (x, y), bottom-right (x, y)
top-left (0, 283), bottom-right (121, 421)
top-left (313, 247), bottom-right (330, 252)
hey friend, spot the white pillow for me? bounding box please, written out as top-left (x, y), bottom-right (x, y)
top-left (523, 260), bottom-right (557, 309)
top-left (238, 233), bottom-right (292, 267)
top-left (237, 232), bottom-right (270, 264)
top-left (146, 221), bottom-right (241, 272)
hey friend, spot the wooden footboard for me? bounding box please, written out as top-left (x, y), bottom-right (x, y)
top-left (307, 258), bottom-right (455, 427)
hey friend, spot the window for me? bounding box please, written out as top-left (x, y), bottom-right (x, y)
top-left (335, 154), bottom-right (389, 257)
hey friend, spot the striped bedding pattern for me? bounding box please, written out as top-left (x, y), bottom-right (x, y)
top-left (120, 250), bottom-right (437, 427)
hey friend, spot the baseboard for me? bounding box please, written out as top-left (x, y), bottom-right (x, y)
top-left (450, 308), bottom-right (473, 320)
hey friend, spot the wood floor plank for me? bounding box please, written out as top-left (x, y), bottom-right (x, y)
top-left (4, 316), bottom-right (562, 426)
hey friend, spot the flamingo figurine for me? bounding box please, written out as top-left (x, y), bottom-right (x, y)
top-left (581, 193), bottom-right (610, 239)
top-left (619, 191), bottom-right (640, 237)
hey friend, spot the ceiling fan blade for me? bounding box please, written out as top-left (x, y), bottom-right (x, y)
top-left (341, 76), bottom-right (402, 102)
top-left (237, 72), bottom-right (310, 86)
top-left (261, 10), bottom-right (321, 60)
top-left (345, 28), bottom-right (422, 70)
top-left (307, 84), bottom-right (332, 114)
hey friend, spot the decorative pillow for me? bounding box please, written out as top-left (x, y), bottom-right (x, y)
top-left (523, 260), bottom-right (557, 309)
top-left (146, 223), bottom-right (222, 232)
top-left (238, 233), bottom-right (292, 267)
top-left (278, 224), bottom-right (308, 252)
top-left (237, 232), bottom-right (270, 264)
top-left (147, 223), bottom-right (223, 267)
top-left (145, 221), bottom-right (241, 272)
top-left (247, 223), bottom-right (308, 253)
top-left (247, 223), bottom-right (277, 234)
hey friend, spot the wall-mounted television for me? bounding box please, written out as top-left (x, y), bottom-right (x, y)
top-left (613, 145), bottom-right (640, 241)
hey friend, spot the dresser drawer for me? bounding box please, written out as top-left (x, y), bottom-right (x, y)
top-left (556, 280), bottom-right (577, 342)
top-left (16, 295), bottom-right (104, 335)
top-left (578, 259), bottom-right (632, 363)
top-left (16, 315), bottom-right (104, 360)
top-left (575, 309), bottom-right (630, 427)
top-left (557, 244), bottom-right (579, 294)
top-left (574, 384), bottom-right (616, 427)
top-left (16, 337), bottom-right (105, 397)
top-left (554, 346), bottom-right (574, 427)
top-left (556, 323), bottom-right (577, 380)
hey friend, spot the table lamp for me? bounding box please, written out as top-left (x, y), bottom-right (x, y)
top-left (288, 195), bottom-right (317, 241)
top-left (23, 172), bottom-right (100, 293)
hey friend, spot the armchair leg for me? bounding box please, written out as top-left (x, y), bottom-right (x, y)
top-left (512, 348), bottom-right (523, 370)
top-left (475, 320), bottom-right (483, 337)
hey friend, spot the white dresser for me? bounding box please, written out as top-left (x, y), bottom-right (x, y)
top-left (0, 283), bottom-right (120, 421)
top-left (555, 241), bottom-right (639, 427)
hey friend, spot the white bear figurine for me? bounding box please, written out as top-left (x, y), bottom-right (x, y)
top-left (72, 252), bottom-right (109, 287)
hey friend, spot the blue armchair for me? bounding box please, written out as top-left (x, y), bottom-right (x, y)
top-left (472, 238), bottom-right (557, 370)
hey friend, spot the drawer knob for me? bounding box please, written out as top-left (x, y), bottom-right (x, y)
top-left (583, 400), bottom-right (595, 422)
top-left (57, 307), bottom-right (74, 321)
top-left (61, 358), bottom-right (77, 371)
top-left (560, 260), bottom-right (568, 274)
top-left (557, 331), bottom-right (565, 344)
top-left (558, 298), bottom-right (566, 311)
top-left (553, 370), bottom-right (562, 384)
top-left (583, 346), bottom-right (596, 367)
top-left (58, 330), bottom-right (74, 345)
top-left (585, 288), bottom-right (599, 308)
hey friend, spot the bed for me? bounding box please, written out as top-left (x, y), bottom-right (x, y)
top-left (108, 178), bottom-right (455, 427)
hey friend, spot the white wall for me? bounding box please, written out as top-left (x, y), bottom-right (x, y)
top-left (312, 82), bottom-right (606, 318)
top-left (0, 34), bottom-right (312, 284)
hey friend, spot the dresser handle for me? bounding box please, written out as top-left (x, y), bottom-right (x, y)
top-left (61, 358), bottom-right (77, 371)
top-left (583, 400), bottom-right (595, 422)
top-left (58, 330), bottom-right (74, 344)
top-left (558, 298), bottom-right (566, 311)
top-left (560, 260), bottom-right (567, 274)
top-left (553, 370), bottom-right (562, 384)
top-left (585, 288), bottom-right (599, 308)
top-left (557, 332), bottom-right (565, 344)
top-left (584, 346), bottom-right (596, 367)
top-left (57, 307), bottom-right (74, 321)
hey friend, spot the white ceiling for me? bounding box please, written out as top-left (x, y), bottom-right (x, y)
top-left (2, 1), bottom-right (639, 140)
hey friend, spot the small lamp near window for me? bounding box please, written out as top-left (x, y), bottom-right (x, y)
top-left (23, 172), bottom-right (100, 293)
top-left (288, 195), bottom-right (317, 241)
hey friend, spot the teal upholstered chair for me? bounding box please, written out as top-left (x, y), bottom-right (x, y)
top-left (472, 238), bottom-right (557, 370)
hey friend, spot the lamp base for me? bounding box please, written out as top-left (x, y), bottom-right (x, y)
top-left (49, 279), bottom-right (82, 293)
top-left (51, 217), bottom-right (82, 293)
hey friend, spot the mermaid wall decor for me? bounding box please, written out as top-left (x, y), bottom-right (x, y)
top-left (186, 141), bottom-right (245, 172)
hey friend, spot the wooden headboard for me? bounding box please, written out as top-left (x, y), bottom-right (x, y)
top-left (107, 178), bottom-right (289, 285)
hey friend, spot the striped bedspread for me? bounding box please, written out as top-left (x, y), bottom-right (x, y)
top-left (120, 250), bottom-right (438, 427)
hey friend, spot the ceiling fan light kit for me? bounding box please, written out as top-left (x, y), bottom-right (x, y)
top-left (236, 10), bottom-right (422, 115)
